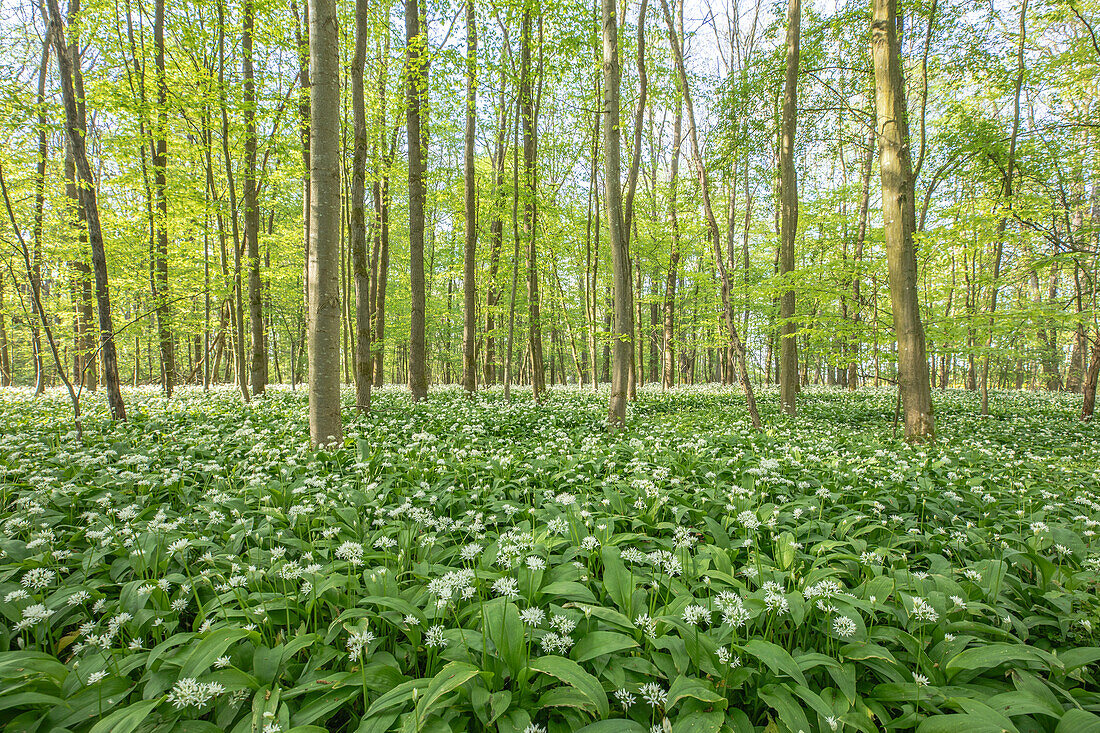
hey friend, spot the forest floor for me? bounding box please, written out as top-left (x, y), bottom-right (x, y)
top-left (0, 384), bottom-right (1098, 732)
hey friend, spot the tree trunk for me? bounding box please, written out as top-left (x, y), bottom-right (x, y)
top-left (658, 0), bottom-right (760, 428)
top-left (522, 8), bottom-right (545, 401)
top-left (153, 0), bottom-right (175, 397)
top-left (484, 79), bottom-right (508, 385)
top-left (46, 0), bottom-right (126, 420)
top-left (243, 0), bottom-right (266, 396)
top-left (349, 0), bottom-right (372, 412)
top-left (406, 0), bottom-right (428, 400)
top-left (604, 0), bottom-right (632, 427)
top-left (31, 36), bottom-right (48, 395)
top-left (461, 0), bottom-right (477, 394)
top-left (778, 0), bottom-right (800, 414)
top-left (307, 0), bottom-right (343, 445)
top-left (849, 122), bottom-right (874, 390)
top-left (872, 0), bottom-right (933, 441)
top-left (662, 27), bottom-right (682, 390)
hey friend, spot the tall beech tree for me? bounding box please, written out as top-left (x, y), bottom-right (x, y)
top-left (349, 0), bottom-right (371, 412)
top-left (778, 0), bottom-right (799, 415)
top-left (406, 0), bottom-right (428, 401)
top-left (307, 0), bottom-right (342, 446)
top-left (45, 0), bottom-right (126, 420)
top-left (872, 0), bottom-right (933, 441)
top-left (604, 0), bottom-right (631, 426)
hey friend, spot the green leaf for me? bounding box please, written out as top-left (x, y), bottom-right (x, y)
top-left (601, 546), bottom-right (635, 614)
top-left (575, 720), bottom-right (649, 733)
top-left (413, 661), bottom-right (480, 727)
top-left (666, 675), bottom-right (727, 710)
top-left (1056, 710), bottom-right (1100, 733)
top-left (671, 710), bottom-right (725, 733)
top-left (88, 697), bottom-right (162, 733)
top-left (528, 655), bottom-right (609, 718)
top-left (571, 631), bottom-right (639, 663)
top-left (743, 639), bottom-right (808, 686)
top-left (945, 644), bottom-right (1046, 679)
top-left (180, 628), bottom-right (255, 679)
top-left (917, 715), bottom-right (1007, 733)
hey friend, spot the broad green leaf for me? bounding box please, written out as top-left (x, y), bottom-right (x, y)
top-left (571, 631), bottom-right (639, 663)
top-left (413, 662), bottom-right (480, 727)
top-left (528, 655), bottom-right (609, 718)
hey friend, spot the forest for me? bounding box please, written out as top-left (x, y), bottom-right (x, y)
top-left (1, 0), bottom-right (1100, 730)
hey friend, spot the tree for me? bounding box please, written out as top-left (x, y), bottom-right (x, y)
top-left (350, 0), bottom-right (371, 412)
top-left (461, 0), bottom-right (477, 395)
top-left (778, 0), bottom-right (800, 414)
top-left (872, 0), bottom-right (933, 441)
top-left (659, 0), bottom-right (761, 428)
top-left (521, 5), bottom-right (546, 400)
top-left (406, 0), bottom-right (428, 401)
top-left (307, 0), bottom-right (342, 446)
top-left (45, 0), bottom-right (126, 420)
top-left (244, 0), bottom-right (266, 397)
top-left (604, 0), bottom-right (632, 426)
top-left (153, 0), bottom-right (175, 397)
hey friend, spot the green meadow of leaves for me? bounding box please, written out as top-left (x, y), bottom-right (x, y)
top-left (1, 385), bottom-right (1098, 732)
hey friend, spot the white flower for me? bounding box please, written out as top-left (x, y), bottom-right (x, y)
top-left (86, 670), bottom-right (108, 685)
top-left (425, 625), bottom-right (447, 649)
top-left (681, 605), bottom-right (710, 627)
top-left (167, 678), bottom-right (225, 708)
top-left (346, 628), bottom-right (375, 662)
top-left (832, 616), bottom-right (856, 638)
top-left (911, 597), bottom-right (938, 623)
top-left (335, 541), bottom-right (364, 566)
top-left (639, 681), bottom-right (667, 707)
top-left (615, 687), bottom-right (636, 709)
top-left (520, 607), bottom-right (546, 627)
top-left (492, 577), bottom-right (520, 599)
top-left (21, 568), bottom-right (55, 590)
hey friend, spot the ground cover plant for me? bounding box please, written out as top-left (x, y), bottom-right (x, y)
top-left (1, 385), bottom-right (1099, 733)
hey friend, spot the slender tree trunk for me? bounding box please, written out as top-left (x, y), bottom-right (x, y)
top-left (46, 0), bottom-right (125, 420)
top-left (872, 0), bottom-right (933, 441)
top-left (662, 31), bottom-right (682, 390)
top-left (31, 36), bottom-right (48, 395)
top-left (659, 0), bottom-right (760, 428)
top-left (504, 96), bottom-right (521, 401)
top-left (604, 0), bottom-right (632, 426)
top-left (0, 269), bottom-right (8, 386)
top-left (349, 0), bottom-right (372, 412)
top-left (484, 80), bottom-right (508, 385)
top-left (849, 122), bottom-right (874, 390)
top-left (406, 0), bottom-right (428, 400)
top-left (461, 0), bottom-right (478, 394)
top-left (243, 0), bottom-right (266, 396)
top-left (373, 136), bottom-right (393, 388)
top-left (521, 8), bottom-right (546, 400)
top-left (308, 0), bottom-right (342, 445)
top-left (153, 0), bottom-right (175, 396)
top-left (216, 0), bottom-right (249, 402)
top-left (778, 0), bottom-right (800, 414)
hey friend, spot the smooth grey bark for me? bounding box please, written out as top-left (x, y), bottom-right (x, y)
top-left (406, 0), bottom-right (428, 400)
top-left (603, 0), bottom-right (631, 426)
top-left (307, 0), bottom-right (342, 445)
top-left (872, 0), bottom-right (933, 441)
top-left (778, 0), bottom-right (799, 414)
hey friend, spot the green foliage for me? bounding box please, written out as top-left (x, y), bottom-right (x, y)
top-left (1, 384), bottom-right (1099, 730)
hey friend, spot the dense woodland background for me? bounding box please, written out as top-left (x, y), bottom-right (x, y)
top-left (0, 0), bottom-right (1097, 409)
